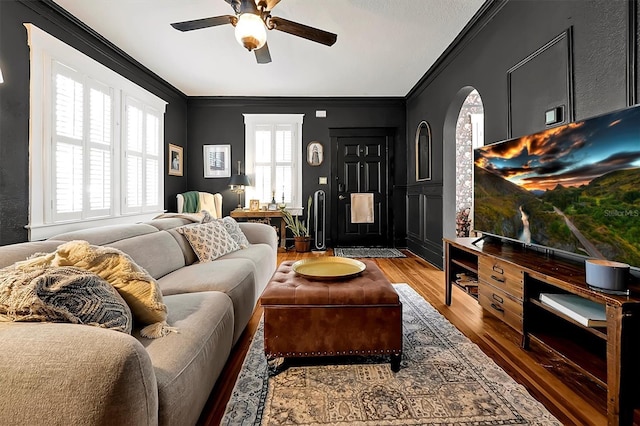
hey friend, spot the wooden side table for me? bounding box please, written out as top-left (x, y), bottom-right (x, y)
top-left (230, 209), bottom-right (287, 252)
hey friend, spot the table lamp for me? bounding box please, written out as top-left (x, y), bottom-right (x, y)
top-left (229, 161), bottom-right (251, 210)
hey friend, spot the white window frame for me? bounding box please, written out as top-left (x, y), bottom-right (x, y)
top-left (25, 23), bottom-right (167, 241)
top-left (243, 114), bottom-right (304, 213)
top-left (122, 96), bottom-right (163, 214)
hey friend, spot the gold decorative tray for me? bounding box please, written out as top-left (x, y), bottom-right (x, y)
top-left (292, 257), bottom-right (366, 280)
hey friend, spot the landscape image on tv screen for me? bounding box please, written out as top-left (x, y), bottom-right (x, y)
top-left (474, 105), bottom-right (640, 267)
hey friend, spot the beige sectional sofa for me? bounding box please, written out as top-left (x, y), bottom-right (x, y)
top-left (0, 217), bottom-right (278, 426)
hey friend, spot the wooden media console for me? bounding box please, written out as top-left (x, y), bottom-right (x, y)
top-left (444, 237), bottom-right (640, 426)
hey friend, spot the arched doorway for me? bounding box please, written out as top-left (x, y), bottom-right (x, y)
top-left (442, 87), bottom-right (484, 240)
top-left (454, 90), bottom-right (484, 236)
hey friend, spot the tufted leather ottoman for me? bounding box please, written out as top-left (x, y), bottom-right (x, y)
top-left (260, 260), bottom-right (402, 371)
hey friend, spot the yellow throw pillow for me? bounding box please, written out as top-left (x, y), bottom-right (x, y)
top-left (50, 240), bottom-right (176, 338)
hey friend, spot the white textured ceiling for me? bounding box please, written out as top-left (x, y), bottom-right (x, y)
top-left (51, 0), bottom-right (485, 97)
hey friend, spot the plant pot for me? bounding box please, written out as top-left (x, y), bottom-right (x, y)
top-left (294, 236), bottom-right (311, 253)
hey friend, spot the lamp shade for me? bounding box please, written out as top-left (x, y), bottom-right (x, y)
top-left (229, 174), bottom-right (251, 187)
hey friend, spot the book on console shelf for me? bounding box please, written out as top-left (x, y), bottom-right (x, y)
top-left (456, 273), bottom-right (478, 295)
top-left (539, 293), bottom-right (607, 327)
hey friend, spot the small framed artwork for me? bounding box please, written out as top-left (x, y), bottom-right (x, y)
top-left (168, 144), bottom-right (183, 176)
top-left (415, 121), bottom-right (432, 181)
top-left (249, 199), bottom-right (260, 211)
top-left (268, 203), bottom-right (278, 211)
top-left (203, 144), bottom-right (231, 178)
top-left (307, 141), bottom-right (323, 166)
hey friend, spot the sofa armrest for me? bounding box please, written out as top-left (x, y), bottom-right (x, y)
top-left (239, 222), bottom-right (278, 252)
top-left (0, 323), bottom-right (158, 426)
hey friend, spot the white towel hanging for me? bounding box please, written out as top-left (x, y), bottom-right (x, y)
top-left (350, 193), bottom-right (374, 223)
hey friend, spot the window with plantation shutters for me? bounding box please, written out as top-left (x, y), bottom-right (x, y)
top-left (52, 62), bottom-right (113, 222)
top-left (123, 98), bottom-right (161, 213)
top-left (244, 114), bottom-right (303, 211)
top-left (26, 23), bottom-right (166, 241)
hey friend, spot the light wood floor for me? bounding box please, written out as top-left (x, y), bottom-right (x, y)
top-left (198, 249), bottom-right (611, 426)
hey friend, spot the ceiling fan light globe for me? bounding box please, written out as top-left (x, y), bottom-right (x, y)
top-left (234, 13), bottom-right (267, 51)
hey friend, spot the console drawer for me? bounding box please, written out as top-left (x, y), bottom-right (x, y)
top-left (478, 256), bottom-right (524, 299)
top-left (478, 282), bottom-right (523, 333)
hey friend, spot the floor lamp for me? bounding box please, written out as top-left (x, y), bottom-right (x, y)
top-left (229, 161), bottom-right (251, 210)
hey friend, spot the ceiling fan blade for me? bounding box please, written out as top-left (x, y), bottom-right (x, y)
top-left (171, 15), bottom-right (236, 32)
top-left (269, 16), bottom-right (337, 46)
top-left (254, 43), bottom-right (272, 64)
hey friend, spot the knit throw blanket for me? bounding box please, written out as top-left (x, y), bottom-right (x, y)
top-left (15, 240), bottom-right (176, 338)
top-left (0, 265), bottom-right (133, 333)
top-left (181, 191), bottom-right (200, 213)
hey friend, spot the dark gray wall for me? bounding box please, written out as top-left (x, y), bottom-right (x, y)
top-left (406, 0), bottom-right (635, 267)
top-left (3, 0), bottom-right (634, 260)
top-left (186, 97), bottom-right (407, 247)
top-left (0, 0), bottom-right (188, 245)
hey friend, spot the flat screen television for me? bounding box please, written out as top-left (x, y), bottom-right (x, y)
top-left (474, 105), bottom-right (640, 268)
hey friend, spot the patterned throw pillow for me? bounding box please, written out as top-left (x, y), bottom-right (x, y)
top-left (0, 265), bottom-right (133, 334)
top-left (177, 221), bottom-right (240, 262)
top-left (220, 216), bottom-right (250, 248)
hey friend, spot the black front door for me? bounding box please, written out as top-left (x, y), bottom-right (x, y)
top-left (331, 128), bottom-right (394, 247)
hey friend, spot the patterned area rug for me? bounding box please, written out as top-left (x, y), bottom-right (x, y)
top-left (333, 248), bottom-right (406, 258)
top-left (222, 284), bottom-right (560, 425)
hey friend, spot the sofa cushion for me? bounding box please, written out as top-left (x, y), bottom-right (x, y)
top-left (157, 258), bottom-right (256, 343)
top-left (0, 240), bottom-right (65, 269)
top-left (176, 221), bottom-right (240, 262)
top-left (50, 223), bottom-right (158, 246)
top-left (218, 243), bottom-right (277, 301)
top-left (136, 291), bottom-right (234, 426)
top-left (238, 222), bottom-right (279, 249)
top-left (166, 228), bottom-right (199, 266)
top-left (108, 231), bottom-right (185, 279)
top-left (0, 322), bottom-right (158, 425)
top-left (0, 266), bottom-right (132, 334)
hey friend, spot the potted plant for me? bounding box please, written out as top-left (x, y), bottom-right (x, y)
top-left (280, 196), bottom-right (312, 252)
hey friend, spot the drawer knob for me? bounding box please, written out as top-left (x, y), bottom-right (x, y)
top-left (491, 275), bottom-right (505, 283)
top-left (492, 265), bottom-right (504, 274)
top-left (492, 293), bottom-right (504, 304)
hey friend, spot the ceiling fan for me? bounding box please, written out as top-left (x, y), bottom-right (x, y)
top-left (170, 0), bottom-right (338, 64)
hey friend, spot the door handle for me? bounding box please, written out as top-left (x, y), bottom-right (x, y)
top-left (338, 195), bottom-right (346, 200)
top-left (490, 303), bottom-right (504, 313)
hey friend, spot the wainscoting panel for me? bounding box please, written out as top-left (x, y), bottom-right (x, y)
top-left (423, 194), bottom-right (443, 247)
top-left (407, 194), bottom-right (422, 240)
top-left (406, 184), bottom-right (444, 268)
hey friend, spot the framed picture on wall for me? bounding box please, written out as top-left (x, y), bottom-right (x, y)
top-left (307, 141), bottom-right (324, 166)
top-left (415, 121), bottom-right (432, 181)
top-left (203, 144), bottom-right (231, 178)
top-left (168, 144), bottom-right (183, 176)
